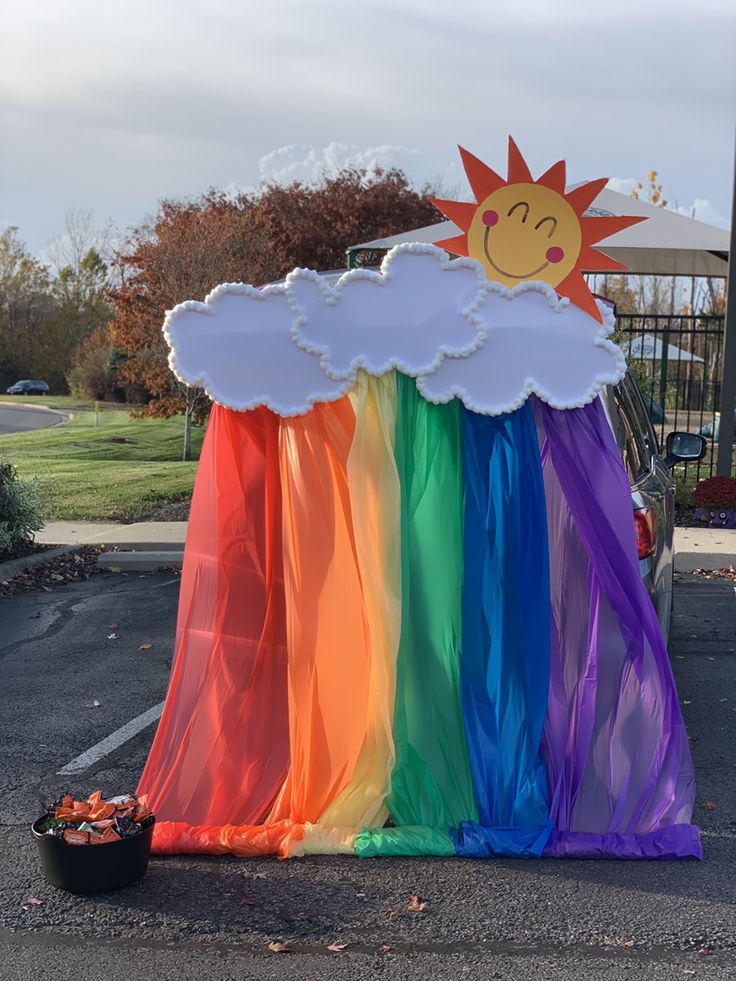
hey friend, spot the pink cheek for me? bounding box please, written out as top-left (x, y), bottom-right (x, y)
top-left (546, 246), bottom-right (564, 263)
top-left (482, 210), bottom-right (498, 227)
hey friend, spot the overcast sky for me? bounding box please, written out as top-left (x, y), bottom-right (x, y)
top-left (1, 0), bottom-right (733, 258)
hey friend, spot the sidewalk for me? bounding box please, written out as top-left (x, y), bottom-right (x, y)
top-left (35, 521), bottom-right (735, 572)
top-left (36, 521), bottom-right (188, 551)
top-left (673, 526), bottom-right (736, 572)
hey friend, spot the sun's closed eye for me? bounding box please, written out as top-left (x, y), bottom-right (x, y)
top-left (535, 215), bottom-right (558, 237)
top-left (507, 201), bottom-right (529, 222)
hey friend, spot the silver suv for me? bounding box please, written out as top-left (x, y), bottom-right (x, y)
top-left (602, 373), bottom-right (706, 642)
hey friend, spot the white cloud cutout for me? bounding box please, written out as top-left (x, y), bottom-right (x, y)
top-left (164, 285), bottom-right (351, 417)
top-left (417, 284), bottom-right (625, 415)
top-left (163, 246), bottom-right (626, 418)
top-left (287, 245), bottom-right (486, 380)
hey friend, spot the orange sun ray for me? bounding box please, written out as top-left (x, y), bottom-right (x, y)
top-left (581, 214), bottom-right (647, 245)
top-left (433, 139), bottom-right (648, 323)
top-left (579, 246), bottom-right (631, 273)
top-left (433, 233), bottom-right (471, 255)
top-left (458, 146), bottom-right (505, 202)
top-left (564, 177), bottom-right (608, 215)
top-left (537, 159), bottom-right (567, 193)
top-left (556, 270), bottom-right (603, 321)
top-left (507, 136), bottom-right (533, 183)
top-left (430, 198), bottom-right (477, 231)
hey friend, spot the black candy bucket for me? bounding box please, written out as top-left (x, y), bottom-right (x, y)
top-left (32, 817), bottom-right (155, 894)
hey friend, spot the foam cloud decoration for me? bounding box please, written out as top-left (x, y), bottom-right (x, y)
top-left (164, 284), bottom-right (351, 416)
top-left (287, 244), bottom-right (486, 379)
top-left (163, 245), bottom-right (626, 418)
top-left (416, 282), bottom-right (625, 415)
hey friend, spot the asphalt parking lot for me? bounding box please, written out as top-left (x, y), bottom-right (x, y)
top-left (1, 569), bottom-right (735, 980)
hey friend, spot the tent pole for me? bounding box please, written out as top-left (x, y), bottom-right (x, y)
top-left (716, 135), bottom-right (736, 476)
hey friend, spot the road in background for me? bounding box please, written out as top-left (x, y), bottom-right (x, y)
top-left (0, 403), bottom-right (69, 435)
top-left (1, 570), bottom-right (735, 980)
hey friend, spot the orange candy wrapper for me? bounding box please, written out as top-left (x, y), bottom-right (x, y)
top-left (39, 791), bottom-right (154, 845)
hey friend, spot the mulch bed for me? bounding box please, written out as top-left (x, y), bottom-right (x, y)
top-left (690, 566), bottom-right (736, 583)
top-left (0, 546), bottom-right (106, 598)
top-left (129, 498), bottom-right (191, 523)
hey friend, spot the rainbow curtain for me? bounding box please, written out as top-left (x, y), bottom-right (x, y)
top-left (139, 374), bottom-right (702, 861)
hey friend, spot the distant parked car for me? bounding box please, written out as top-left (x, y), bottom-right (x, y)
top-left (698, 412), bottom-right (736, 444)
top-left (5, 379), bottom-right (49, 395)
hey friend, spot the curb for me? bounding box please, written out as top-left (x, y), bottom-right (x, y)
top-left (97, 550), bottom-right (183, 572)
top-left (674, 552), bottom-right (735, 573)
top-left (0, 544), bottom-right (82, 584)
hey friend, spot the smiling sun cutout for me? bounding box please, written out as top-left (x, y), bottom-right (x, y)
top-left (432, 138), bottom-right (646, 322)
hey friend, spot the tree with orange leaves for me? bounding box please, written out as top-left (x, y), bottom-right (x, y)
top-left (107, 170), bottom-right (442, 420)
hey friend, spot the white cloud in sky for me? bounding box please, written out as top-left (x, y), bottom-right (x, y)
top-left (222, 143), bottom-right (424, 201)
top-left (676, 199), bottom-right (729, 229)
top-left (1, 1), bottom-right (733, 254)
top-left (608, 178), bottom-right (729, 230)
top-left (258, 143), bottom-right (420, 185)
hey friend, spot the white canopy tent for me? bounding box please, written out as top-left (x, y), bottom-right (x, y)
top-left (347, 186), bottom-right (729, 278)
top-left (625, 334), bottom-right (704, 363)
top-left (348, 180), bottom-right (735, 473)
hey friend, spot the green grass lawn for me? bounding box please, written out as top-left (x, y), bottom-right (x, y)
top-left (0, 396), bottom-right (204, 522)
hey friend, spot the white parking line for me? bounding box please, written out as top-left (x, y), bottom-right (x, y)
top-left (57, 702), bottom-right (164, 775)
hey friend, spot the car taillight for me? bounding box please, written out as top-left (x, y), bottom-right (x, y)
top-left (634, 507), bottom-right (657, 559)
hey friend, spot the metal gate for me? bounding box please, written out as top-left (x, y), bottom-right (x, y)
top-left (615, 314), bottom-right (732, 481)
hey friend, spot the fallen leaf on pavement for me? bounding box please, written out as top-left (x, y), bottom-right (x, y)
top-left (698, 948), bottom-right (709, 956)
top-left (138, 643), bottom-right (153, 651)
top-left (407, 894), bottom-right (427, 913)
top-left (268, 941), bottom-right (291, 953)
top-left (109, 623), bottom-right (118, 629)
top-left (618, 939), bottom-right (635, 949)
top-left (701, 801), bottom-right (717, 811)
top-left (240, 897), bottom-right (256, 906)
top-left (327, 943), bottom-right (347, 952)
top-left (378, 945), bottom-right (392, 953)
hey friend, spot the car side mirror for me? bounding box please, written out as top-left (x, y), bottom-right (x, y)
top-left (664, 431), bottom-right (707, 468)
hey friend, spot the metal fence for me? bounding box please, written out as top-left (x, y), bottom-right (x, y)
top-left (615, 313), bottom-right (733, 481)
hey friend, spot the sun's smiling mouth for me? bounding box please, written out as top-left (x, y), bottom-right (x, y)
top-left (483, 228), bottom-right (550, 280)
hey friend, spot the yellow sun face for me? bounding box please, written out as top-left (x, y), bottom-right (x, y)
top-left (467, 183), bottom-right (581, 289)
top-left (432, 138), bottom-right (647, 322)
